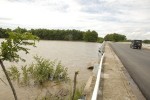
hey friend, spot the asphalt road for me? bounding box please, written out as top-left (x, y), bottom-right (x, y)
top-left (110, 43), bottom-right (150, 100)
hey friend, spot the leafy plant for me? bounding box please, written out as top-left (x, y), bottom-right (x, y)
top-left (0, 31), bottom-right (39, 100)
top-left (27, 64), bottom-right (34, 75)
top-left (0, 32), bottom-right (39, 62)
top-left (7, 65), bottom-right (20, 83)
top-left (7, 56), bottom-right (69, 86)
top-left (54, 62), bottom-right (68, 81)
top-left (32, 56), bottom-right (55, 85)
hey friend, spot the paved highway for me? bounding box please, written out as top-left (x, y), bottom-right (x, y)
top-left (110, 43), bottom-right (150, 100)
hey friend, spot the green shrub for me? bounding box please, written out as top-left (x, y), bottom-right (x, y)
top-left (7, 65), bottom-right (20, 83)
top-left (54, 62), bottom-right (69, 81)
top-left (32, 56), bottom-right (55, 85)
top-left (7, 56), bottom-right (69, 86)
top-left (27, 64), bottom-right (34, 75)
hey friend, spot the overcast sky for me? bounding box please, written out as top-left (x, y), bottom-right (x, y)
top-left (0, 0), bottom-right (150, 39)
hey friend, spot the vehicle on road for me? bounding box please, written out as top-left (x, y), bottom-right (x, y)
top-left (130, 40), bottom-right (142, 49)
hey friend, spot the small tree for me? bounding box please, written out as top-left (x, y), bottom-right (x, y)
top-left (0, 32), bottom-right (39, 100)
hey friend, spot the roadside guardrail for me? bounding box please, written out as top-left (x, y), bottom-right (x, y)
top-left (91, 41), bottom-right (105, 100)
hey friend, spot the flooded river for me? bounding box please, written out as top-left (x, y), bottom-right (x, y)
top-left (0, 40), bottom-right (101, 99)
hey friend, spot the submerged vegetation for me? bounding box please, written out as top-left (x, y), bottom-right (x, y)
top-left (7, 56), bottom-right (69, 86)
top-left (7, 65), bottom-right (20, 84)
top-left (36, 84), bottom-right (85, 100)
top-left (7, 56), bottom-right (85, 100)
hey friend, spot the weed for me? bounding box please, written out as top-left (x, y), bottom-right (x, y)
top-left (32, 56), bottom-right (55, 85)
top-left (7, 65), bottom-right (20, 84)
top-left (54, 62), bottom-right (68, 81)
top-left (21, 65), bottom-right (29, 85)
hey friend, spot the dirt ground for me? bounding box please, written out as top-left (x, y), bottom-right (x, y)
top-left (101, 43), bottom-right (145, 100)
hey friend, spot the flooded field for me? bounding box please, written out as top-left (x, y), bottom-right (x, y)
top-left (0, 40), bottom-right (101, 99)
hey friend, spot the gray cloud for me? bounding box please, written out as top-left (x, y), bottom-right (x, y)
top-left (7, 0), bottom-right (35, 2)
top-left (77, 0), bottom-right (122, 14)
top-left (7, 0), bottom-right (70, 12)
top-left (76, 0), bottom-right (104, 5)
top-left (1, 0), bottom-right (150, 39)
top-left (43, 2), bottom-right (69, 12)
top-left (77, 0), bottom-right (150, 14)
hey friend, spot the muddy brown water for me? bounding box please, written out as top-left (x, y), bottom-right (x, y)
top-left (0, 40), bottom-right (101, 100)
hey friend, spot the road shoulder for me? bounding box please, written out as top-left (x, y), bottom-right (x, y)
top-left (101, 42), bottom-right (145, 100)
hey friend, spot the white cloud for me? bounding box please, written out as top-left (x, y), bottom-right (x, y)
top-left (0, 0), bottom-right (150, 39)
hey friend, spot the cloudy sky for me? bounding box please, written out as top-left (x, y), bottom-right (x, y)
top-left (0, 0), bottom-right (150, 39)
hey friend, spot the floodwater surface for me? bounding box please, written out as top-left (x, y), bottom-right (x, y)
top-left (0, 40), bottom-right (101, 99)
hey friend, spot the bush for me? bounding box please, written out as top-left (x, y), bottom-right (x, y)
top-left (31, 56), bottom-right (55, 84)
top-left (7, 56), bottom-right (69, 86)
top-left (53, 62), bottom-right (68, 81)
top-left (7, 65), bottom-right (20, 83)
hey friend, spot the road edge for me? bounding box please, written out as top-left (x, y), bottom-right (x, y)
top-left (109, 42), bottom-right (146, 100)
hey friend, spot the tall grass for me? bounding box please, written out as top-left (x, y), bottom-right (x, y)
top-left (21, 65), bottom-right (29, 85)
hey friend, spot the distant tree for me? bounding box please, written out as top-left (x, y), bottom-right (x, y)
top-left (13, 27), bottom-right (27, 34)
top-left (104, 33), bottom-right (126, 42)
top-left (0, 28), bottom-right (9, 38)
top-left (83, 30), bottom-right (98, 42)
top-left (143, 40), bottom-right (150, 44)
top-left (0, 27), bottom-right (99, 42)
top-left (97, 37), bottom-right (104, 43)
top-left (0, 32), bottom-right (39, 100)
top-left (104, 34), bottom-right (113, 41)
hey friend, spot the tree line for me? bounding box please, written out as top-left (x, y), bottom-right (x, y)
top-left (104, 33), bottom-right (127, 42)
top-left (1, 27), bottom-right (149, 43)
top-left (0, 27), bottom-right (98, 42)
top-left (104, 33), bottom-right (150, 43)
top-left (143, 40), bottom-right (150, 44)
